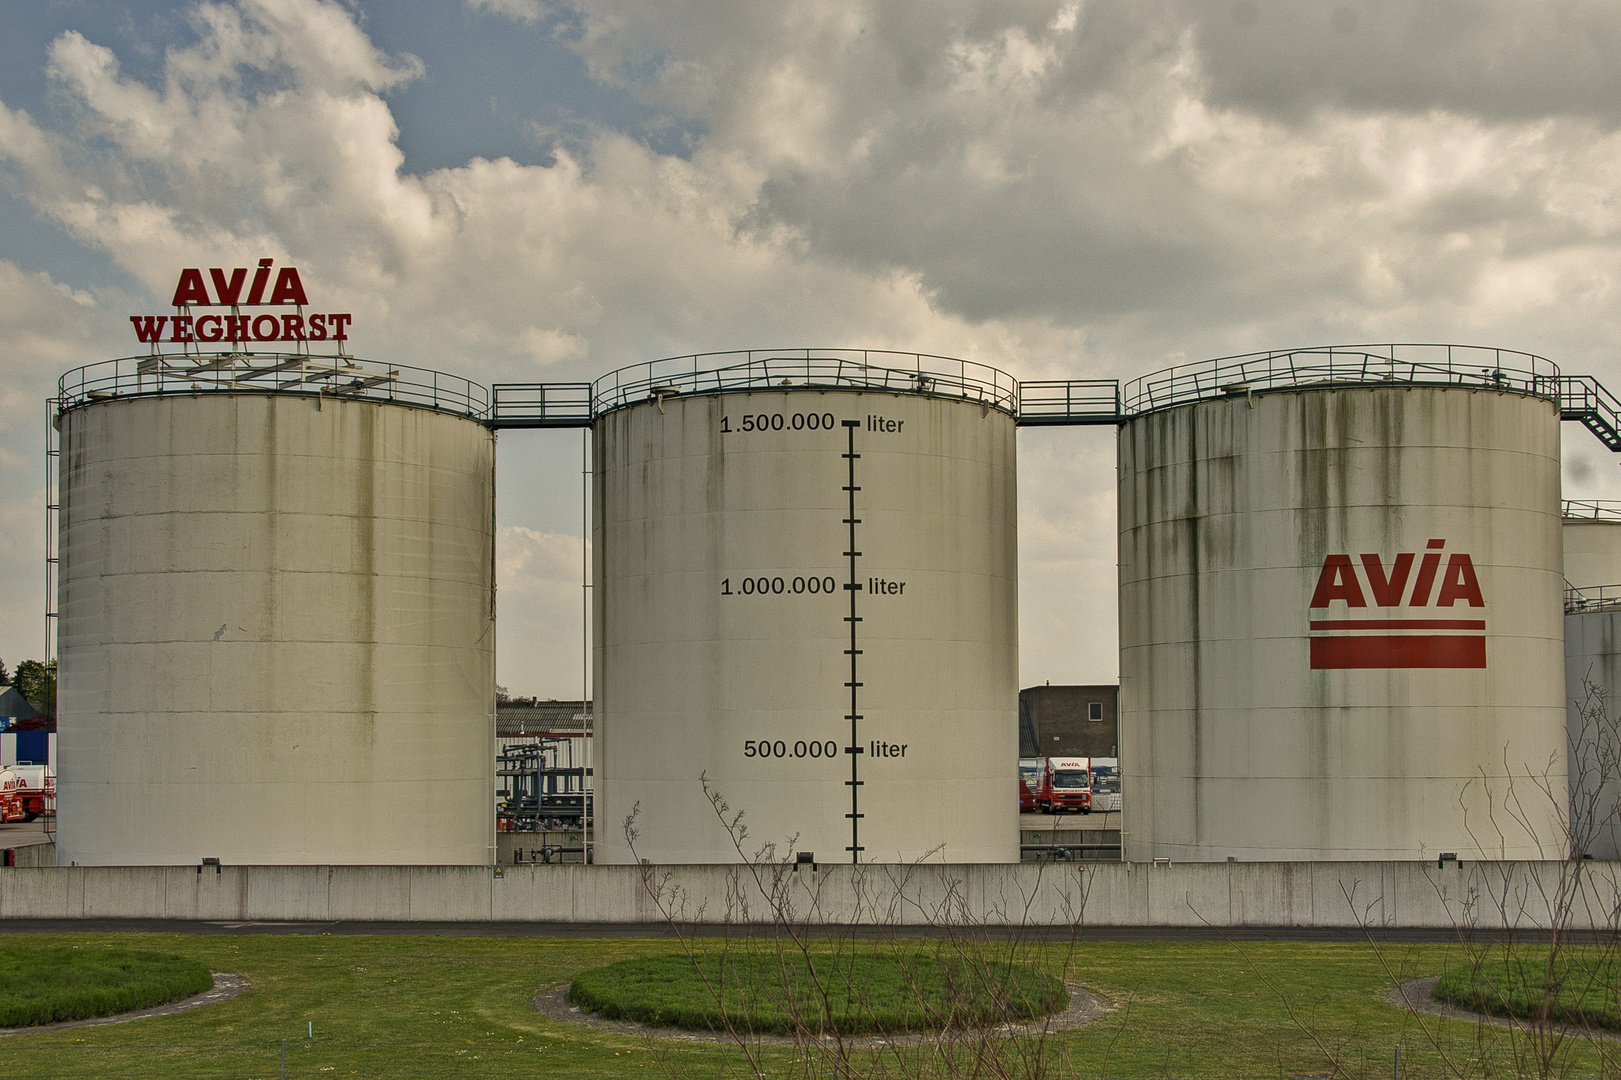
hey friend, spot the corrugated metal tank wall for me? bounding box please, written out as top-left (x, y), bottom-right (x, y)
top-left (1562, 512), bottom-right (1621, 859)
top-left (594, 390), bottom-right (1018, 864)
top-left (57, 393), bottom-right (496, 866)
top-left (1119, 385), bottom-right (1566, 861)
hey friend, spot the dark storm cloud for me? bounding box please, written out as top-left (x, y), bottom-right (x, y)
top-left (1187, 0), bottom-right (1621, 123)
top-left (753, 156), bottom-right (1225, 322)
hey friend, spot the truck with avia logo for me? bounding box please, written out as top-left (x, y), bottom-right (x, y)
top-left (0, 765), bottom-right (53, 823)
top-left (1037, 756), bottom-right (1092, 814)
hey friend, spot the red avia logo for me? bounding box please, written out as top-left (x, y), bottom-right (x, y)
top-left (129, 260), bottom-right (352, 346)
top-left (171, 260), bottom-right (308, 307)
top-left (1308, 539), bottom-right (1485, 670)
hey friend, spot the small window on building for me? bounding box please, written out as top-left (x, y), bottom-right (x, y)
top-left (1088, 701), bottom-right (1103, 722)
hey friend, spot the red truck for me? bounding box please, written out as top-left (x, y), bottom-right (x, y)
top-left (1036, 756), bottom-right (1092, 814)
top-left (0, 766), bottom-right (53, 823)
top-left (1018, 757), bottom-right (1042, 812)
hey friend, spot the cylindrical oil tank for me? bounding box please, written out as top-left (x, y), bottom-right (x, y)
top-left (1563, 505), bottom-right (1621, 592)
top-left (1119, 352), bottom-right (1567, 861)
top-left (1562, 502), bottom-right (1621, 859)
top-left (56, 365), bottom-right (495, 866)
top-left (593, 354), bottom-right (1019, 864)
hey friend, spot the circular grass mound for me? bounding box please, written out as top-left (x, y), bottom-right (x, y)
top-left (0, 946), bottom-right (214, 1028)
top-left (569, 946), bottom-right (1068, 1036)
top-left (1434, 954), bottom-right (1621, 1031)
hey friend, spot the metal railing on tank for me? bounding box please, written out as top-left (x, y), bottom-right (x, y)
top-left (1121, 344), bottom-right (1562, 415)
top-left (589, 349), bottom-right (1020, 416)
top-left (1566, 581), bottom-right (1621, 614)
top-left (1563, 500), bottom-right (1621, 522)
top-left (56, 353), bottom-right (492, 421)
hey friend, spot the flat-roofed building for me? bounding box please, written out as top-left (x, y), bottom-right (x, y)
top-left (1019, 684), bottom-right (1117, 759)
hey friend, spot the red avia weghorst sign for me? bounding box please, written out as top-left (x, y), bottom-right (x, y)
top-left (129, 259), bottom-right (352, 345)
top-left (1308, 539), bottom-right (1485, 669)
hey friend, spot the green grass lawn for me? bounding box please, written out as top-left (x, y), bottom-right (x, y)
top-left (0, 945), bottom-right (212, 1026)
top-left (569, 944), bottom-right (1068, 1034)
top-left (1435, 948), bottom-right (1621, 1031)
top-left (0, 931), bottom-right (1608, 1078)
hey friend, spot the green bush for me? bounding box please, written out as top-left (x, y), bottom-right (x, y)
top-left (1433, 951), bottom-right (1621, 1031)
top-left (569, 945), bottom-right (1067, 1036)
top-left (0, 946), bottom-right (214, 1027)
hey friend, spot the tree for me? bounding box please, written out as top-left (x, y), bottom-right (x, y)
top-left (12, 660), bottom-right (55, 713)
top-left (0, 658), bottom-right (9, 686)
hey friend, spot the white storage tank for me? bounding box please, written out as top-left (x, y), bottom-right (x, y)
top-left (55, 357), bottom-right (496, 865)
top-left (1118, 347), bottom-right (1568, 861)
top-left (1563, 502), bottom-right (1621, 593)
top-left (592, 352), bottom-right (1019, 864)
top-left (1562, 501), bottom-right (1621, 859)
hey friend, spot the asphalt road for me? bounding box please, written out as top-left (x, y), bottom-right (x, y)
top-left (0, 917), bottom-right (1583, 943)
top-left (0, 818), bottom-right (50, 846)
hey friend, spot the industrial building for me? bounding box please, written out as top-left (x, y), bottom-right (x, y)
top-left (1019, 685), bottom-right (1118, 759)
top-left (495, 698), bottom-right (591, 851)
top-left (41, 341), bottom-right (1621, 871)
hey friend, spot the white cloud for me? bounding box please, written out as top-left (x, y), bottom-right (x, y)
top-left (0, 260), bottom-right (130, 673)
top-left (543, 0), bottom-right (1621, 374)
top-left (496, 526), bottom-right (590, 697)
top-left (466, 0), bottom-right (550, 23)
top-left (1017, 428), bottom-right (1118, 684)
top-left (0, 0), bottom-right (1049, 388)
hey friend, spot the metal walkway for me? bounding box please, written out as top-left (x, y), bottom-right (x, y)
top-left (52, 345), bottom-right (1621, 445)
top-left (489, 382), bottom-right (592, 428)
top-left (486, 377), bottom-right (1129, 427)
top-left (485, 352), bottom-right (1621, 448)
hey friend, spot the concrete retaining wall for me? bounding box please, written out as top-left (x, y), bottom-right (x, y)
top-left (6, 842), bottom-right (55, 869)
top-left (4, 860), bottom-right (1620, 928)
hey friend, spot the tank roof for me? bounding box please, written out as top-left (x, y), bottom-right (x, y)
top-left (589, 349), bottom-right (1018, 418)
top-left (1122, 343), bottom-right (1560, 416)
top-left (57, 352), bottom-right (490, 422)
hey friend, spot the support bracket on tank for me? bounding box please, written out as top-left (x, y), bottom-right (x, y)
top-left (650, 385), bottom-right (682, 413)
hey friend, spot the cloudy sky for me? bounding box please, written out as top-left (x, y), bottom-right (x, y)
top-left (5, 0), bottom-right (1621, 697)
